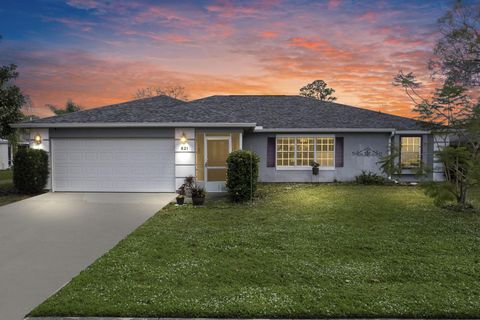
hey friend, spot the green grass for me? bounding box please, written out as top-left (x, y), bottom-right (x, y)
top-left (0, 182), bottom-right (28, 206)
top-left (0, 169), bottom-right (12, 181)
top-left (30, 184), bottom-right (480, 318)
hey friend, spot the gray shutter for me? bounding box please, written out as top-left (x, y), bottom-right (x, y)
top-left (267, 137), bottom-right (276, 167)
top-left (335, 137), bottom-right (344, 167)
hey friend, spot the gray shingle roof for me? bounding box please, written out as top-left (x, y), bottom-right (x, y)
top-left (29, 95), bottom-right (183, 124)
top-left (23, 95), bottom-right (426, 130)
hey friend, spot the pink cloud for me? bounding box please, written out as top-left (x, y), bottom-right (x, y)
top-left (205, 0), bottom-right (279, 18)
top-left (134, 6), bottom-right (199, 27)
top-left (328, 0), bottom-right (341, 9)
top-left (288, 37), bottom-right (353, 59)
top-left (357, 11), bottom-right (380, 23)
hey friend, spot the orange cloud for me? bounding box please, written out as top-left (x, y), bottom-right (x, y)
top-left (260, 31), bottom-right (279, 38)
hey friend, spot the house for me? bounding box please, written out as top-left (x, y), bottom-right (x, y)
top-left (12, 95), bottom-right (446, 192)
top-left (0, 139), bottom-right (9, 170)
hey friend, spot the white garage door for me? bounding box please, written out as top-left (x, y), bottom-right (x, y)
top-left (52, 138), bottom-right (175, 192)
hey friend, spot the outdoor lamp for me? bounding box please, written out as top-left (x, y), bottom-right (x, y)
top-left (34, 133), bottom-right (42, 145)
top-left (180, 132), bottom-right (188, 144)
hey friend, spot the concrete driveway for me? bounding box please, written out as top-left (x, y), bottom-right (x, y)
top-left (0, 192), bottom-right (175, 320)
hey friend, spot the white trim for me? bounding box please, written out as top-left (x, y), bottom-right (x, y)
top-left (50, 139), bottom-right (55, 192)
top-left (276, 133), bottom-right (335, 138)
top-left (276, 166), bottom-right (335, 171)
top-left (256, 128), bottom-right (397, 133)
top-left (12, 122), bottom-right (257, 129)
top-left (396, 130), bottom-right (430, 134)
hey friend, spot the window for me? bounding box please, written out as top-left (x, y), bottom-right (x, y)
top-left (296, 137), bottom-right (314, 166)
top-left (401, 136), bottom-right (421, 168)
top-left (276, 137), bottom-right (295, 166)
top-left (276, 136), bottom-right (334, 168)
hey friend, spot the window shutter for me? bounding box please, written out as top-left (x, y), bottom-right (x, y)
top-left (335, 137), bottom-right (344, 167)
top-left (267, 137), bottom-right (276, 167)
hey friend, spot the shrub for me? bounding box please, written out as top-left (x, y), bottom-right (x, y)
top-left (13, 148), bottom-right (49, 194)
top-left (355, 170), bottom-right (387, 185)
top-left (226, 150), bottom-right (259, 202)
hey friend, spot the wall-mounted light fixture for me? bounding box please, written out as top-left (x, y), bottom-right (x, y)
top-left (34, 133), bottom-right (42, 145)
top-left (180, 132), bottom-right (188, 144)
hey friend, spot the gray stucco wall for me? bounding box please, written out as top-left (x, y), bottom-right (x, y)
top-left (243, 132), bottom-right (391, 182)
top-left (243, 133), bottom-right (433, 182)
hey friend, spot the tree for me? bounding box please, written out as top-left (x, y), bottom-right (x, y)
top-left (392, 1), bottom-right (480, 209)
top-left (429, 0), bottom-right (480, 87)
top-left (299, 80), bottom-right (337, 101)
top-left (134, 85), bottom-right (188, 100)
top-left (48, 99), bottom-right (82, 116)
top-left (0, 64), bottom-right (25, 139)
top-left (393, 74), bottom-right (479, 208)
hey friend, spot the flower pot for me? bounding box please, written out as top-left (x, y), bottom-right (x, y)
top-left (312, 167), bottom-right (319, 175)
top-left (192, 197), bottom-right (205, 206)
top-left (176, 197), bottom-right (185, 205)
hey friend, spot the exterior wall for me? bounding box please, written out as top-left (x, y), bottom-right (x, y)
top-left (433, 135), bottom-right (448, 181)
top-left (175, 128), bottom-right (195, 189)
top-left (0, 140), bottom-right (9, 170)
top-left (243, 132), bottom-right (391, 182)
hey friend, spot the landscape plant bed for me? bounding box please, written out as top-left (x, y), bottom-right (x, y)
top-left (30, 184), bottom-right (480, 318)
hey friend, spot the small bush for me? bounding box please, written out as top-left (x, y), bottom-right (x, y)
top-left (355, 170), bottom-right (387, 185)
top-left (13, 149), bottom-right (49, 194)
top-left (226, 150), bottom-right (259, 202)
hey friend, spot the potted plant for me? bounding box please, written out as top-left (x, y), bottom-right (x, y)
top-left (176, 194), bottom-right (185, 205)
top-left (311, 161), bottom-right (320, 175)
top-left (183, 175), bottom-right (195, 197)
top-left (191, 184), bottom-right (206, 206)
top-left (176, 185), bottom-right (186, 205)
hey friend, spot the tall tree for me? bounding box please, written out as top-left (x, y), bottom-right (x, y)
top-left (429, 0), bottom-right (480, 87)
top-left (0, 35), bottom-right (25, 139)
top-left (134, 85), bottom-right (188, 100)
top-left (393, 0), bottom-right (480, 209)
top-left (47, 99), bottom-right (82, 116)
top-left (299, 80), bottom-right (337, 101)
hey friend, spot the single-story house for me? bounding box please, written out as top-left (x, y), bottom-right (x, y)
top-left (0, 139), bottom-right (9, 170)
top-left (12, 95), bottom-right (446, 192)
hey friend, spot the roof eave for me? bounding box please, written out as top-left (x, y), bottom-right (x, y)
top-left (255, 127), bottom-right (398, 133)
top-left (11, 122), bottom-right (257, 129)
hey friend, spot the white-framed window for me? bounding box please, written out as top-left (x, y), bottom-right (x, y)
top-left (400, 136), bottom-right (422, 168)
top-left (316, 137), bottom-right (335, 167)
top-left (276, 137), bottom-right (295, 167)
top-left (276, 135), bottom-right (335, 169)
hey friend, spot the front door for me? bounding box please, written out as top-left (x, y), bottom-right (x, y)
top-left (205, 136), bottom-right (231, 192)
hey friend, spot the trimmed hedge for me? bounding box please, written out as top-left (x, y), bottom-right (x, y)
top-left (13, 148), bottom-right (49, 194)
top-left (226, 150), bottom-right (259, 202)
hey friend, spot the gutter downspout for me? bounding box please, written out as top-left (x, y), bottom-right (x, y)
top-left (388, 130), bottom-right (396, 180)
top-left (388, 129), bottom-right (395, 180)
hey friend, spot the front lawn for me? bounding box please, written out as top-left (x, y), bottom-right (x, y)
top-left (0, 168), bottom-right (12, 181)
top-left (30, 184), bottom-right (480, 318)
top-left (0, 170), bottom-right (30, 206)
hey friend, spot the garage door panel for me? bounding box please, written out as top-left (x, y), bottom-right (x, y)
top-left (52, 138), bottom-right (174, 192)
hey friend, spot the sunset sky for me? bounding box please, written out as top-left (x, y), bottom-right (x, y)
top-left (0, 0), bottom-right (470, 118)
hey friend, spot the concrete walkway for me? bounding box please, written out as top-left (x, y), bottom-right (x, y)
top-left (0, 192), bottom-right (175, 320)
